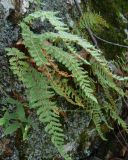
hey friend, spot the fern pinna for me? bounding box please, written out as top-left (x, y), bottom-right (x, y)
top-left (6, 11), bottom-right (128, 159)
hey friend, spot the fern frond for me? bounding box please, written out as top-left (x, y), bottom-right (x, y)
top-left (20, 10), bottom-right (127, 138)
top-left (78, 12), bottom-right (109, 31)
top-left (92, 61), bottom-right (125, 96)
top-left (6, 48), bottom-right (29, 81)
top-left (45, 45), bottom-right (97, 103)
top-left (21, 22), bottom-right (98, 104)
top-left (106, 103), bottom-right (128, 132)
top-left (7, 48), bottom-right (71, 160)
top-left (112, 74), bottom-right (128, 81)
top-left (48, 31), bottom-right (106, 64)
top-left (65, 43), bottom-right (90, 65)
top-left (21, 20), bottom-right (110, 140)
top-left (92, 112), bottom-right (106, 140)
top-left (41, 31), bottom-right (126, 96)
top-left (6, 10), bottom-right (128, 156)
top-left (23, 10), bottom-right (68, 31)
top-left (21, 22), bottom-right (49, 66)
top-left (91, 100), bottom-right (113, 139)
top-left (25, 69), bottom-right (71, 159)
top-left (50, 77), bottom-right (84, 108)
top-left (102, 83), bottom-right (116, 107)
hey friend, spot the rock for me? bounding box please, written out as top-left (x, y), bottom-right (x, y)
top-left (67, 0), bottom-right (81, 5)
top-left (0, 1), bottom-right (22, 160)
top-left (0, 0), bottom-right (14, 18)
top-left (20, 0), bottom-right (29, 13)
top-left (64, 142), bottom-right (78, 153)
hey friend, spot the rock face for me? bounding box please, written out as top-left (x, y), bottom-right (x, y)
top-left (0, 1), bottom-right (93, 160)
top-left (0, 1), bottom-right (19, 93)
top-left (0, 0), bottom-right (14, 18)
top-left (43, 0), bottom-right (67, 14)
top-left (0, 1), bottom-right (21, 160)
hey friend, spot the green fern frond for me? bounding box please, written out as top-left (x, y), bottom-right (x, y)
top-left (21, 22), bottom-right (98, 104)
top-left (7, 48), bottom-right (71, 160)
top-left (102, 83), bottom-right (116, 107)
top-left (112, 74), bottom-right (128, 81)
top-left (21, 22), bottom-right (48, 66)
top-left (92, 111), bottom-right (106, 140)
top-left (106, 103), bottom-right (128, 132)
top-left (89, 100), bottom-right (111, 140)
top-left (48, 31), bottom-right (107, 64)
top-left (6, 48), bottom-right (29, 81)
top-left (41, 30), bottom-right (126, 96)
top-left (21, 10), bottom-right (127, 136)
top-left (0, 97), bottom-right (29, 139)
top-left (50, 77), bottom-right (84, 108)
top-left (25, 70), bottom-right (71, 159)
top-left (23, 10), bottom-right (68, 31)
top-left (78, 12), bottom-right (109, 31)
top-left (65, 43), bottom-right (90, 65)
top-left (5, 10), bottom-right (128, 159)
top-left (92, 61), bottom-right (125, 96)
top-left (45, 45), bottom-right (97, 103)
top-left (20, 13), bottom-right (109, 141)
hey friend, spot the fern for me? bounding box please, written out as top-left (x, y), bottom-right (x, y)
top-left (50, 77), bottom-right (84, 108)
top-left (91, 61), bottom-right (125, 96)
top-left (21, 23), bottom-right (98, 103)
top-left (0, 97), bottom-right (29, 140)
top-left (24, 69), bottom-right (69, 159)
top-left (5, 10), bottom-right (128, 159)
top-left (78, 11), bottom-right (109, 31)
top-left (7, 48), bottom-right (71, 160)
top-left (114, 52), bottom-right (128, 77)
top-left (105, 103), bottom-right (128, 132)
top-left (23, 11), bottom-right (68, 31)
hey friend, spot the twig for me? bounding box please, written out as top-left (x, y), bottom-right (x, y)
top-left (94, 34), bottom-right (128, 49)
top-left (86, 28), bottom-right (99, 48)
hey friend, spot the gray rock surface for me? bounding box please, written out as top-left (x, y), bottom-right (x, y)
top-left (0, 1), bottom-right (93, 159)
top-left (0, 0), bottom-right (14, 18)
top-left (0, 1), bottom-right (21, 160)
